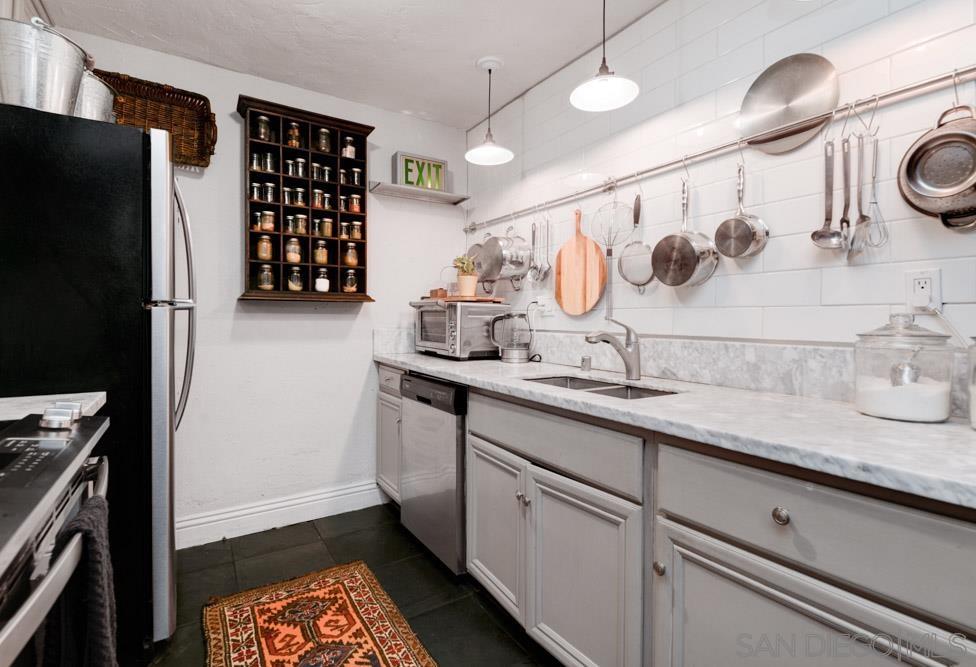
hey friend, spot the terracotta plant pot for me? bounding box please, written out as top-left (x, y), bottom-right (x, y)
top-left (457, 273), bottom-right (478, 297)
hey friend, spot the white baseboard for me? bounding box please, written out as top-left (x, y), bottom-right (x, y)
top-left (175, 479), bottom-right (385, 549)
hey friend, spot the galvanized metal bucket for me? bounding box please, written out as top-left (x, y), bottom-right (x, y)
top-left (73, 69), bottom-right (116, 122)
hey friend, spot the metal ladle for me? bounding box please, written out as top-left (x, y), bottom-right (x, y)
top-left (811, 139), bottom-right (844, 248)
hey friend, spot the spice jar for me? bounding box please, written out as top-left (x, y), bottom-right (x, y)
top-left (315, 268), bottom-right (330, 292)
top-left (349, 194), bottom-right (362, 213)
top-left (263, 152), bottom-right (276, 173)
top-left (282, 187), bottom-right (293, 206)
top-left (284, 159), bottom-right (296, 176)
top-left (317, 128), bottom-right (332, 153)
top-left (251, 211), bottom-right (262, 231)
top-left (338, 195), bottom-right (348, 212)
top-left (257, 264), bottom-right (275, 291)
top-left (339, 168), bottom-right (348, 185)
top-left (342, 269), bottom-right (358, 293)
top-left (295, 214), bottom-right (309, 234)
top-left (285, 237), bottom-right (302, 264)
top-left (343, 242), bottom-right (359, 267)
top-left (256, 115), bottom-right (271, 141)
top-left (313, 240), bottom-right (329, 265)
top-left (342, 137), bottom-right (356, 159)
top-left (322, 166), bottom-right (332, 182)
top-left (260, 210), bottom-right (276, 231)
top-left (294, 187), bottom-right (306, 206)
top-left (284, 215), bottom-right (295, 234)
top-left (351, 167), bottom-right (362, 186)
top-left (311, 163), bottom-right (323, 181)
top-left (256, 235), bottom-right (273, 260)
top-left (250, 182), bottom-right (261, 200)
top-left (250, 153), bottom-right (261, 171)
top-left (288, 266), bottom-right (304, 291)
top-left (351, 220), bottom-right (363, 240)
top-left (287, 122), bottom-right (301, 148)
top-left (312, 189), bottom-right (324, 209)
top-left (339, 221), bottom-right (350, 239)
top-left (262, 182), bottom-right (276, 203)
top-left (295, 158), bottom-right (306, 177)
top-left (318, 217), bottom-right (334, 237)
top-left (854, 313), bottom-right (954, 423)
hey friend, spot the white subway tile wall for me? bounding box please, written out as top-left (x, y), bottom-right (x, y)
top-left (464, 0), bottom-right (976, 344)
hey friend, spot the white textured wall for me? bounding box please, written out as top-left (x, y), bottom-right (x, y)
top-left (66, 30), bottom-right (467, 546)
top-left (465, 0), bottom-right (976, 343)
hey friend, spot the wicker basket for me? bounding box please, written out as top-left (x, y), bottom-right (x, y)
top-left (94, 70), bottom-right (218, 168)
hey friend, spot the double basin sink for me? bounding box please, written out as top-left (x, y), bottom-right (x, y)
top-left (526, 376), bottom-right (674, 400)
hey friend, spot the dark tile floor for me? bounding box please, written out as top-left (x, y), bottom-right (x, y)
top-left (152, 503), bottom-right (559, 666)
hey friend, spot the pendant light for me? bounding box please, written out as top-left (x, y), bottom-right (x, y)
top-left (570, 0), bottom-right (640, 112)
top-left (465, 57), bottom-right (514, 166)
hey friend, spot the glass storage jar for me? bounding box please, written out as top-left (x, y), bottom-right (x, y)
top-left (284, 215), bottom-right (295, 234)
top-left (315, 268), bottom-right (330, 292)
top-left (311, 162), bottom-right (323, 181)
top-left (317, 217), bottom-right (334, 237)
top-left (349, 194), bottom-right (361, 213)
top-left (263, 152), bottom-right (275, 173)
top-left (313, 240), bottom-right (329, 265)
top-left (251, 211), bottom-right (262, 231)
top-left (342, 137), bottom-right (355, 158)
top-left (322, 165), bottom-right (332, 182)
top-left (285, 238), bottom-right (302, 264)
top-left (317, 128), bottom-right (332, 153)
top-left (351, 167), bottom-right (362, 186)
top-left (351, 220), bottom-right (363, 240)
top-left (285, 159), bottom-right (296, 176)
top-left (260, 210), bottom-right (276, 231)
top-left (256, 115), bottom-right (271, 141)
top-left (854, 313), bottom-right (954, 422)
top-left (288, 266), bottom-right (303, 291)
top-left (295, 158), bottom-right (306, 177)
top-left (250, 153), bottom-right (261, 171)
top-left (294, 187), bottom-right (306, 206)
top-left (343, 243), bottom-right (359, 267)
top-left (342, 269), bottom-right (358, 292)
top-left (262, 182), bottom-right (276, 203)
top-left (294, 214), bottom-right (308, 234)
top-left (256, 235), bottom-right (273, 261)
top-left (250, 182), bottom-right (261, 200)
top-left (287, 122), bottom-right (301, 148)
top-left (339, 221), bottom-right (350, 239)
top-left (282, 187), bottom-right (293, 206)
top-left (339, 168), bottom-right (348, 185)
top-left (257, 264), bottom-right (275, 290)
top-left (338, 195), bottom-right (348, 212)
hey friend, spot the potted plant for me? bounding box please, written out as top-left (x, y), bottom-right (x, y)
top-left (453, 255), bottom-right (478, 297)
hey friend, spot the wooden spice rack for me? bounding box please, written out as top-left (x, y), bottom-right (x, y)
top-left (237, 95), bottom-right (375, 302)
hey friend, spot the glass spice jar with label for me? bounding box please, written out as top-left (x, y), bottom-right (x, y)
top-left (349, 194), bottom-right (361, 213)
top-left (257, 264), bottom-right (275, 291)
top-left (313, 240), bottom-right (329, 265)
top-left (256, 115), bottom-right (271, 141)
top-left (286, 122), bottom-right (301, 148)
top-left (256, 235), bottom-right (273, 261)
top-left (295, 214), bottom-right (309, 234)
top-left (317, 128), bottom-right (332, 153)
top-left (343, 242), bottom-right (359, 267)
top-left (342, 269), bottom-right (358, 293)
top-left (315, 268), bottom-right (330, 292)
top-left (351, 220), bottom-right (363, 240)
top-left (351, 167), bottom-right (362, 186)
top-left (342, 137), bottom-right (356, 158)
top-left (285, 238), bottom-right (302, 264)
top-left (288, 266), bottom-right (304, 291)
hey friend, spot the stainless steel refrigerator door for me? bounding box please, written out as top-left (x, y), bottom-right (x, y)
top-left (399, 398), bottom-right (465, 574)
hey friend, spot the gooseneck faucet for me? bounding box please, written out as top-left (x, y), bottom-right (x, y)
top-left (585, 319), bottom-right (641, 380)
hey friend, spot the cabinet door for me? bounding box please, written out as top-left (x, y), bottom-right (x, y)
top-left (651, 517), bottom-right (976, 667)
top-left (525, 465), bottom-right (642, 667)
top-left (466, 435), bottom-right (525, 621)
top-left (376, 392), bottom-right (401, 502)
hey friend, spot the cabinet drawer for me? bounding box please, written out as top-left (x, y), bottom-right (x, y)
top-left (657, 445), bottom-right (976, 631)
top-left (468, 394), bottom-right (642, 502)
top-left (377, 365), bottom-right (403, 396)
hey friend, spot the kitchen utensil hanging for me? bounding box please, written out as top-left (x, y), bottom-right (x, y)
top-left (555, 209), bottom-right (606, 315)
top-left (476, 226), bottom-right (532, 291)
top-left (652, 177), bottom-right (718, 287)
top-left (739, 53), bottom-right (840, 155)
top-left (528, 208), bottom-right (553, 281)
top-left (898, 72), bottom-right (976, 230)
top-left (715, 150), bottom-right (768, 258)
top-left (618, 192), bottom-right (655, 293)
top-left (592, 188), bottom-right (635, 320)
top-left (848, 132), bottom-right (871, 258)
top-left (867, 130), bottom-right (889, 247)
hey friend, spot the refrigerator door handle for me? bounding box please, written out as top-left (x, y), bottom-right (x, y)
top-left (173, 179), bottom-right (196, 430)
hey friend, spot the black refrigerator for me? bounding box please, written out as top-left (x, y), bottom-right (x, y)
top-left (0, 103), bottom-right (195, 663)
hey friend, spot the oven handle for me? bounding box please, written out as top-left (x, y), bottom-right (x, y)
top-left (0, 457), bottom-right (109, 665)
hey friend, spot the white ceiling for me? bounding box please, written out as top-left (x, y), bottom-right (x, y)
top-left (45, 0), bottom-right (658, 129)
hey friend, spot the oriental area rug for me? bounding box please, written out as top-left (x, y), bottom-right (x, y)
top-left (203, 561), bottom-right (437, 667)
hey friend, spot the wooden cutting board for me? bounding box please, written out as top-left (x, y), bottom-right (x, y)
top-left (555, 209), bottom-right (606, 315)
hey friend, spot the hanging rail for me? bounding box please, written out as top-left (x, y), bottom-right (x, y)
top-left (463, 63), bottom-right (976, 233)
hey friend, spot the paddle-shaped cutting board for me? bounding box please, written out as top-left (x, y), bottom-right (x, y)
top-left (555, 209), bottom-right (606, 315)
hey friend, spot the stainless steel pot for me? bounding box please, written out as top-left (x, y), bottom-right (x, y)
top-left (651, 180), bottom-right (718, 287)
top-left (475, 227), bottom-right (532, 289)
top-left (0, 17), bottom-right (94, 115)
top-left (715, 163), bottom-right (768, 257)
top-left (898, 105), bottom-right (976, 230)
top-left (73, 69), bottom-right (116, 122)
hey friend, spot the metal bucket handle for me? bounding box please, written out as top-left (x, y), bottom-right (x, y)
top-left (30, 17), bottom-right (94, 69)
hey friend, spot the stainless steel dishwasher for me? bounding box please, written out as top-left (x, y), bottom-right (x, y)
top-left (399, 374), bottom-right (466, 574)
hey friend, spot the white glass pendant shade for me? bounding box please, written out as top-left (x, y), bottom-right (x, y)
top-left (571, 60), bottom-right (639, 112)
top-left (465, 129), bottom-right (514, 166)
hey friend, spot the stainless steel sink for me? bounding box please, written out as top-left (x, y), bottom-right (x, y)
top-left (525, 376), bottom-right (675, 400)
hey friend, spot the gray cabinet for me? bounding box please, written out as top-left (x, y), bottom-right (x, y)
top-left (651, 517), bottom-right (976, 666)
top-left (466, 433), bottom-right (643, 666)
top-left (376, 391), bottom-right (401, 502)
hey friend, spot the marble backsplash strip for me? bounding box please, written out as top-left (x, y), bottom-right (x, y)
top-left (372, 327), bottom-right (414, 354)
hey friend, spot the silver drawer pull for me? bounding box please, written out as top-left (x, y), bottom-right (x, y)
top-left (652, 561), bottom-right (666, 576)
top-left (771, 506), bottom-right (791, 526)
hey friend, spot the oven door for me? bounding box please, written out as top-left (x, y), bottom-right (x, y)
top-left (414, 305), bottom-right (452, 354)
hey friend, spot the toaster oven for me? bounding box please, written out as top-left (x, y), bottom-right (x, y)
top-left (409, 300), bottom-right (510, 359)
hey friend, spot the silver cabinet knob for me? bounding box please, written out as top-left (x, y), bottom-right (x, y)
top-left (515, 492), bottom-right (530, 506)
top-left (652, 561), bottom-right (666, 576)
top-left (771, 506), bottom-right (791, 525)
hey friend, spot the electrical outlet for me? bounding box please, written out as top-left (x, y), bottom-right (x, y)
top-left (905, 269), bottom-right (942, 311)
top-left (534, 295), bottom-right (555, 317)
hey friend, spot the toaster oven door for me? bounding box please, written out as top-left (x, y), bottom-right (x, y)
top-left (415, 306), bottom-right (452, 353)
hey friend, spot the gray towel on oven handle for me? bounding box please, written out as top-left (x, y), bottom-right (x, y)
top-left (43, 495), bottom-right (118, 667)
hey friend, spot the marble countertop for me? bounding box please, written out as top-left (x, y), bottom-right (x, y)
top-left (0, 392), bottom-right (106, 422)
top-left (375, 353), bottom-right (976, 510)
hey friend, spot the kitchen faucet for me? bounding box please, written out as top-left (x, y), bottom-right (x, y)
top-left (585, 319), bottom-right (642, 381)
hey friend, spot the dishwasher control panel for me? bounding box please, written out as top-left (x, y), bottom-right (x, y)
top-left (0, 438), bottom-right (67, 486)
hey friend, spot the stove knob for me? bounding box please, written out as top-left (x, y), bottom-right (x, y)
top-left (53, 401), bottom-right (83, 421)
top-left (39, 408), bottom-right (74, 430)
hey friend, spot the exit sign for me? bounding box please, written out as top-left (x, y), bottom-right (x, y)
top-left (393, 152), bottom-right (447, 191)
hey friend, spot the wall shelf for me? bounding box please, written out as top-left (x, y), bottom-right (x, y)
top-left (369, 181), bottom-right (469, 205)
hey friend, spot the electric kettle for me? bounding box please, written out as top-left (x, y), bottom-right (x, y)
top-left (489, 312), bottom-right (534, 363)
